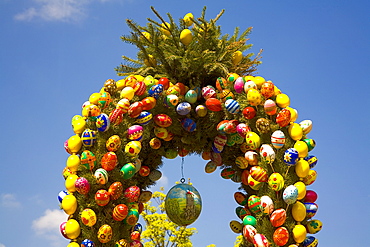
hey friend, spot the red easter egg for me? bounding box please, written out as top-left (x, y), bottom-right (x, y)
top-left (241, 169), bottom-right (250, 186)
top-left (139, 166), bottom-right (150, 176)
top-left (234, 192), bottom-right (248, 206)
top-left (116, 98), bottom-right (130, 113)
top-left (178, 148), bottom-right (190, 157)
top-left (112, 204), bottom-right (128, 221)
top-left (276, 109), bottom-right (291, 127)
top-left (108, 182), bottom-right (123, 200)
top-left (250, 166), bottom-right (268, 182)
top-left (270, 209), bottom-right (287, 227)
top-left (304, 190), bottom-right (318, 203)
top-left (124, 186), bottom-right (141, 203)
top-left (243, 225), bottom-right (257, 243)
top-left (253, 233), bottom-right (269, 247)
top-left (175, 82), bottom-right (186, 95)
top-left (205, 98), bottom-right (222, 111)
top-left (221, 168), bottom-right (235, 179)
top-left (133, 81), bottom-right (146, 96)
top-left (128, 101), bottom-right (143, 118)
top-left (154, 114), bottom-right (172, 127)
top-left (109, 108), bottom-right (124, 125)
top-left (101, 152), bottom-right (118, 171)
top-left (260, 81), bottom-right (275, 99)
top-left (210, 151), bottom-right (223, 165)
top-left (243, 107), bottom-right (256, 119)
top-left (141, 97), bottom-right (156, 110)
top-left (224, 120), bottom-right (239, 134)
top-left (157, 77), bottom-right (170, 90)
top-left (273, 227), bottom-right (289, 246)
top-left (95, 189), bottom-right (110, 206)
top-left (130, 231), bottom-right (141, 241)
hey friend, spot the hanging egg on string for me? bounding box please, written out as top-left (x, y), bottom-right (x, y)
top-left (244, 80), bottom-right (257, 94)
top-left (294, 181), bottom-right (307, 200)
top-left (72, 118), bottom-right (86, 135)
top-left (95, 189), bottom-right (110, 206)
top-left (247, 174), bottom-right (263, 190)
top-left (195, 104), bottom-right (207, 117)
top-left (295, 159), bottom-right (310, 179)
top-left (96, 113), bottom-right (110, 132)
top-left (108, 182), bottom-right (123, 200)
top-left (148, 84), bottom-right (164, 99)
top-left (234, 192), bottom-right (248, 206)
top-left (221, 168), bottom-right (235, 179)
top-left (148, 170), bottom-right (162, 182)
top-left (292, 224), bottom-right (307, 243)
top-left (230, 220), bottom-right (243, 233)
top-left (268, 173), bottom-right (284, 191)
top-left (206, 98), bottom-right (222, 111)
top-left (125, 141), bottom-right (142, 157)
top-left (302, 236), bottom-right (319, 247)
top-left (245, 151), bottom-right (259, 166)
top-left (253, 233), bottom-right (269, 247)
top-left (101, 152), bottom-right (118, 171)
top-left (286, 106), bottom-right (298, 122)
top-left (260, 195), bottom-right (274, 215)
top-left (82, 104), bottom-right (101, 120)
top-left (292, 201), bottom-right (307, 222)
top-left (304, 190), bottom-right (318, 203)
top-left (120, 87), bottom-right (135, 100)
top-left (289, 123), bottom-right (303, 141)
top-left (67, 135), bottom-right (82, 154)
top-left (128, 101), bottom-right (143, 118)
top-left (61, 194), bottom-right (77, 215)
top-left (256, 118), bottom-right (270, 134)
top-left (205, 161), bottom-right (217, 173)
top-left (247, 89), bottom-right (262, 106)
top-left (294, 141), bottom-right (309, 158)
top-left (116, 98), bottom-right (130, 113)
top-left (141, 96), bottom-right (157, 111)
top-left (275, 93), bottom-right (290, 108)
top-left (64, 219), bottom-right (81, 240)
top-left (164, 94), bottom-right (179, 108)
top-left (245, 132), bottom-right (261, 150)
top-left (133, 80), bottom-right (146, 96)
top-left (250, 166), bottom-right (268, 182)
top-left (283, 185), bottom-right (298, 204)
top-left (215, 77), bottom-right (229, 91)
top-left (304, 202), bottom-right (318, 218)
top-left (113, 204), bottom-right (129, 221)
top-left (165, 182), bottom-right (202, 226)
top-left (260, 81), bottom-right (275, 99)
top-left (299, 120), bottom-right (313, 134)
top-left (136, 111), bottom-right (152, 126)
top-left (58, 190), bottom-right (69, 203)
top-left (236, 206), bottom-right (251, 220)
top-left (98, 91), bottom-right (112, 109)
top-left (66, 154), bottom-right (80, 172)
top-left (303, 169), bottom-right (317, 185)
top-left (201, 86), bottom-right (216, 99)
top-left (75, 177), bottom-right (90, 195)
top-left (247, 195), bottom-right (262, 214)
top-left (243, 215), bottom-right (257, 227)
top-left (259, 144), bottom-right (275, 165)
top-left (303, 138), bottom-right (316, 151)
top-left (236, 123), bottom-right (251, 138)
top-left (109, 108), bottom-right (124, 126)
top-left (185, 89), bottom-right (198, 103)
top-left (304, 155), bottom-right (318, 168)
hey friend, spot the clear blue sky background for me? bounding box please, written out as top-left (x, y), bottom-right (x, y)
top-left (0, 0), bottom-right (369, 246)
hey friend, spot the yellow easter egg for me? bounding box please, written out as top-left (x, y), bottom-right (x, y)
top-left (65, 174), bottom-right (79, 192)
top-left (292, 201), bottom-right (307, 222)
top-left (81, 208), bottom-right (97, 227)
top-left (288, 123), bottom-right (303, 141)
top-left (294, 181), bottom-right (306, 200)
top-left (248, 175), bottom-right (263, 190)
top-left (65, 219), bottom-right (81, 240)
top-left (125, 141), bottom-right (142, 157)
top-left (294, 141), bottom-right (309, 158)
top-left (244, 75), bottom-right (255, 82)
top-left (160, 22), bottom-right (171, 36)
top-left (295, 159), bottom-right (310, 179)
top-left (62, 194), bottom-right (77, 215)
top-left (268, 172), bottom-right (284, 191)
top-left (66, 154), bottom-right (80, 172)
top-left (273, 85), bottom-right (282, 96)
top-left (67, 242), bottom-right (79, 247)
top-left (232, 51), bottom-right (243, 65)
top-left (71, 115), bottom-right (83, 125)
top-left (68, 135), bottom-right (82, 154)
top-left (247, 89), bottom-right (262, 106)
top-left (116, 79), bottom-right (126, 90)
top-left (180, 29), bottom-right (193, 46)
top-left (292, 224), bottom-right (307, 243)
top-left (245, 132), bottom-right (261, 150)
top-left (120, 87), bottom-right (135, 100)
top-left (303, 169), bottom-right (317, 185)
top-left (154, 127), bottom-right (168, 139)
top-left (72, 119), bottom-right (86, 135)
top-left (276, 93), bottom-right (290, 108)
top-left (183, 13), bottom-right (194, 26)
top-left (134, 74), bottom-right (144, 82)
top-left (286, 106), bottom-right (298, 122)
top-left (253, 76), bottom-right (265, 88)
top-left (89, 92), bottom-right (101, 105)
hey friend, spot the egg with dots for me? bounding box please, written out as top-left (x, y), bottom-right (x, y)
top-left (127, 125), bottom-right (144, 141)
top-left (242, 106), bottom-right (256, 119)
top-left (268, 173), bottom-right (284, 191)
top-left (74, 177), bottom-right (90, 195)
top-left (221, 168), bottom-right (235, 179)
top-left (97, 224), bottom-right (112, 243)
top-left (95, 189), bottom-right (110, 206)
top-left (229, 220), bottom-right (243, 233)
top-left (106, 135), bottom-right (121, 152)
top-left (108, 182), bottom-right (123, 200)
top-left (94, 168), bottom-right (108, 185)
top-left (201, 85), bottom-right (216, 99)
top-left (109, 108), bottom-right (124, 126)
top-left (276, 108), bottom-right (291, 127)
top-left (259, 144), bottom-right (275, 165)
top-left (116, 98), bottom-right (130, 113)
top-left (249, 166), bottom-right (268, 182)
top-left (247, 175), bottom-right (263, 190)
top-left (233, 77), bottom-right (245, 93)
top-left (260, 81), bottom-right (275, 99)
top-left (247, 89), bottom-right (262, 106)
top-left (136, 111), bottom-right (152, 126)
top-left (245, 132), bottom-right (261, 150)
top-left (125, 141), bottom-right (142, 157)
top-left (124, 185), bottom-right (141, 203)
top-left (215, 77), bottom-right (229, 91)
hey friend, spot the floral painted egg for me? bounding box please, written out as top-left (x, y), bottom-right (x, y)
top-left (96, 113), bottom-right (110, 132)
top-left (124, 186), bottom-right (141, 203)
top-left (81, 208), bottom-right (97, 227)
top-left (95, 189), bottom-right (110, 206)
top-left (304, 202), bottom-right (318, 218)
top-left (264, 99), bottom-right (277, 115)
top-left (139, 166), bottom-right (151, 177)
top-left (243, 215), bottom-right (257, 227)
top-left (253, 234), bottom-right (269, 247)
top-left (260, 81), bottom-right (275, 99)
top-left (244, 80), bottom-right (257, 93)
top-left (303, 169), bottom-right (317, 185)
top-left (176, 102), bottom-right (192, 115)
top-left (306, 219), bottom-right (322, 234)
top-left (271, 130), bottom-right (285, 149)
top-left (116, 98), bottom-right (130, 113)
top-left (94, 168), bottom-right (108, 184)
top-left (234, 77), bottom-right (245, 93)
top-left (81, 129), bottom-right (96, 147)
top-left (125, 141), bottom-right (142, 157)
top-left (259, 144), bottom-right (275, 165)
top-left (136, 111), bottom-right (152, 125)
top-left (106, 135), bottom-right (121, 152)
top-left (273, 227), bottom-right (289, 246)
top-left (304, 155), bottom-right (318, 169)
top-left (245, 132), bottom-right (261, 150)
top-left (230, 220), bottom-right (243, 233)
top-left (181, 118), bottom-right (196, 132)
top-left (98, 224), bottom-right (113, 243)
top-left (101, 152), bottom-right (118, 171)
top-left (154, 114), bottom-right (172, 127)
top-left (242, 106), bottom-right (256, 119)
top-left (128, 101), bottom-right (143, 118)
top-left (80, 150), bottom-right (96, 170)
top-left (243, 225), bottom-right (257, 243)
top-left (120, 163), bottom-right (136, 179)
top-left (201, 86), bottom-right (216, 99)
top-left (302, 236), bottom-right (318, 247)
top-left (215, 77), bottom-right (228, 91)
top-left (113, 204), bottom-right (129, 221)
top-left (221, 168), bottom-right (235, 179)
top-left (205, 98), bottom-right (222, 111)
top-left (283, 185), bottom-right (298, 204)
top-left (141, 96), bottom-right (157, 110)
top-left (127, 125), bottom-right (144, 141)
top-left (225, 99), bottom-right (240, 114)
top-left (164, 94), bottom-right (179, 108)
top-left (148, 170), bottom-right (162, 181)
top-left (109, 108), bottom-right (124, 126)
top-left (108, 182), bottom-right (123, 200)
top-left (75, 177), bottom-right (90, 195)
top-left (165, 183), bottom-right (202, 226)
top-left (245, 151), bottom-right (259, 166)
top-left (268, 173), bottom-right (284, 191)
top-left (236, 123), bottom-right (251, 138)
top-left (195, 104), bottom-right (207, 117)
top-left (260, 195), bottom-right (274, 215)
top-left (235, 156), bottom-right (249, 169)
top-left (299, 120), bottom-right (313, 134)
top-left (276, 109), bottom-right (291, 127)
top-left (270, 208), bottom-right (287, 227)
top-left (247, 175), bottom-right (263, 190)
top-left (303, 138), bottom-right (316, 151)
top-left (81, 239), bottom-right (95, 247)
top-left (234, 192), bottom-right (248, 206)
top-left (284, 148), bottom-right (299, 165)
top-left (184, 89), bottom-right (198, 103)
top-left (247, 89), bottom-right (262, 106)
top-left (250, 166), bottom-right (268, 182)
top-left (148, 84), bottom-right (164, 99)
top-left (248, 195), bottom-right (261, 214)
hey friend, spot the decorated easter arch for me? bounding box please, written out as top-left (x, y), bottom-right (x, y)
top-left (60, 7), bottom-right (321, 247)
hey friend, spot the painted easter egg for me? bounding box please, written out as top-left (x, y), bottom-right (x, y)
top-left (154, 114), bottom-right (172, 127)
top-left (195, 104), bottom-right (207, 117)
top-left (304, 190), bottom-right (318, 203)
top-left (108, 182), bottom-right (123, 200)
top-left (120, 86), bottom-right (135, 100)
top-left (109, 108), bottom-right (124, 126)
top-left (247, 175), bottom-right (263, 190)
top-left (271, 130), bottom-right (285, 149)
top-left (141, 96), bottom-right (157, 110)
top-left (124, 185), bottom-right (141, 203)
top-left (247, 89), bottom-right (262, 106)
top-left (243, 215), bottom-right (257, 227)
top-left (81, 129), bottom-right (97, 147)
top-left (106, 135), bottom-right (121, 152)
top-left (95, 189), bottom-right (110, 206)
top-left (225, 99), bottom-right (240, 114)
top-left (299, 120), bottom-right (313, 134)
top-left (234, 77), bottom-right (245, 93)
top-left (302, 236), bottom-right (318, 247)
top-left (264, 99), bottom-right (277, 115)
top-left (259, 144), bottom-right (275, 165)
top-left (245, 151), bottom-right (259, 166)
top-left (148, 170), bottom-right (162, 182)
top-left (303, 169), bottom-right (317, 185)
top-left (116, 98), bottom-right (130, 113)
top-left (113, 204), bottom-right (129, 221)
top-left (304, 155), bottom-right (318, 169)
top-left (276, 109), bottom-right (291, 127)
top-left (80, 150), bottom-right (96, 170)
top-left (304, 202), bottom-right (318, 218)
top-left (201, 86), bottom-right (216, 99)
top-left (303, 138), bottom-right (316, 152)
top-left (139, 191), bottom-right (152, 203)
top-left (260, 81), bottom-right (275, 99)
top-left (125, 141), bottom-right (142, 157)
top-left (243, 225), bottom-right (257, 243)
top-left (242, 106), bottom-right (256, 119)
top-left (58, 190), bottom-right (69, 203)
top-left (97, 224), bottom-right (113, 243)
top-left (81, 239), bottom-right (95, 247)
top-left (236, 123), bottom-right (251, 138)
top-left (149, 137), bottom-right (161, 149)
top-left (94, 168), bottom-right (108, 185)
top-left (98, 91), bottom-right (112, 109)
top-left (75, 177), bottom-right (90, 195)
top-left (205, 161), bottom-right (217, 173)
top-left (148, 84), bottom-right (163, 99)
top-left (101, 152), bottom-right (118, 171)
top-left (164, 94), bottom-right (179, 108)
top-left (253, 233), bottom-right (269, 247)
top-left (248, 195), bottom-right (261, 214)
top-left (215, 77), bottom-right (228, 91)
top-left (133, 80), bottom-right (146, 96)
top-left (273, 227), bottom-right (289, 246)
top-left (245, 132), bottom-right (261, 150)
top-left (292, 224), bottom-right (307, 243)
top-left (128, 101), bottom-right (143, 118)
top-left (221, 168), bottom-right (236, 179)
top-left (268, 173), bottom-right (284, 191)
top-left (177, 102), bottom-right (192, 115)
top-left (244, 80), bottom-right (257, 93)
top-left (81, 208), bottom-right (97, 227)
top-left (82, 104), bottom-right (101, 119)
top-left (218, 89), bottom-right (234, 102)
top-left (270, 208), bottom-right (287, 227)
top-left (181, 118), bottom-right (196, 132)
top-left (284, 148), bottom-right (299, 165)
top-left (235, 156), bottom-right (249, 169)
top-left (260, 195), bottom-right (274, 215)
top-left (236, 206), bottom-right (251, 220)
top-left (294, 181), bottom-right (307, 200)
top-left (127, 125), bottom-right (144, 141)
top-left (96, 113), bottom-right (110, 132)
top-left (136, 111), bottom-right (152, 125)
top-left (250, 166), bottom-right (268, 182)
top-left (205, 98), bottom-right (222, 111)
top-left (256, 118), bottom-right (270, 134)
top-left (120, 163), bottom-right (136, 179)
top-left (234, 192), bottom-right (248, 206)
top-left (185, 90), bottom-right (198, 103)
top-left (283, 185), bottom-right (298, 204)
top-left (230, 220), bottom-right (243, 233)
top-left (139, 166), bottom-right (151, 177)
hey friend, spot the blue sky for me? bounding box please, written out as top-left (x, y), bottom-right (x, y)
top-left (0, 0), bottom-right (369, 246)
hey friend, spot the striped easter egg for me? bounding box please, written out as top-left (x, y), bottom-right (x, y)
top-left (250, 166), bottom-right (268, 182)
top-left (248, 195), bottom-right (261, 214)
top-left (271, 130), bottom-right (285, 149)
top-left (225, 99), bottom-right (240, 114)
top-left (113, 204), bottom-right (128, 221)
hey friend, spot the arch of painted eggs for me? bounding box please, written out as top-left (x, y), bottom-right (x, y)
top-left (60, 73), bottom-right (321, 246)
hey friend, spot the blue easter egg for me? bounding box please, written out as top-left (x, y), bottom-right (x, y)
top-left (148, 84), bottom-right (164, 99)
top-left (136, 111), bottom-right (152, 126)
top-left (81, 129), bottom-right (97, 147)
top-left (81, 239), bottom-right (95, 247)
top-left (225, 99), bottom-right (240, 114)
top-left (133, 223), bottom-right (143, 233)
top-left (302, 236), bottom-right (318, 247)
top-left (304, 155), bottom-right (318, 168)
top-left (304, 202), bottom-right (318, 218)
top-left (282, 185), bottom-right (298, 204)
top-left (96, 113), bottom-right (110, 132)
top-left (283, 148), bottom-right (299, 165)
top-left (181, 118), bottom-right (196, 132)
top-left (176, 102), bottom-right (192, 115)
top-left (212, 143), bottom-right (223, 153)
top-left (58, 190), bottom-right (69, 203)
